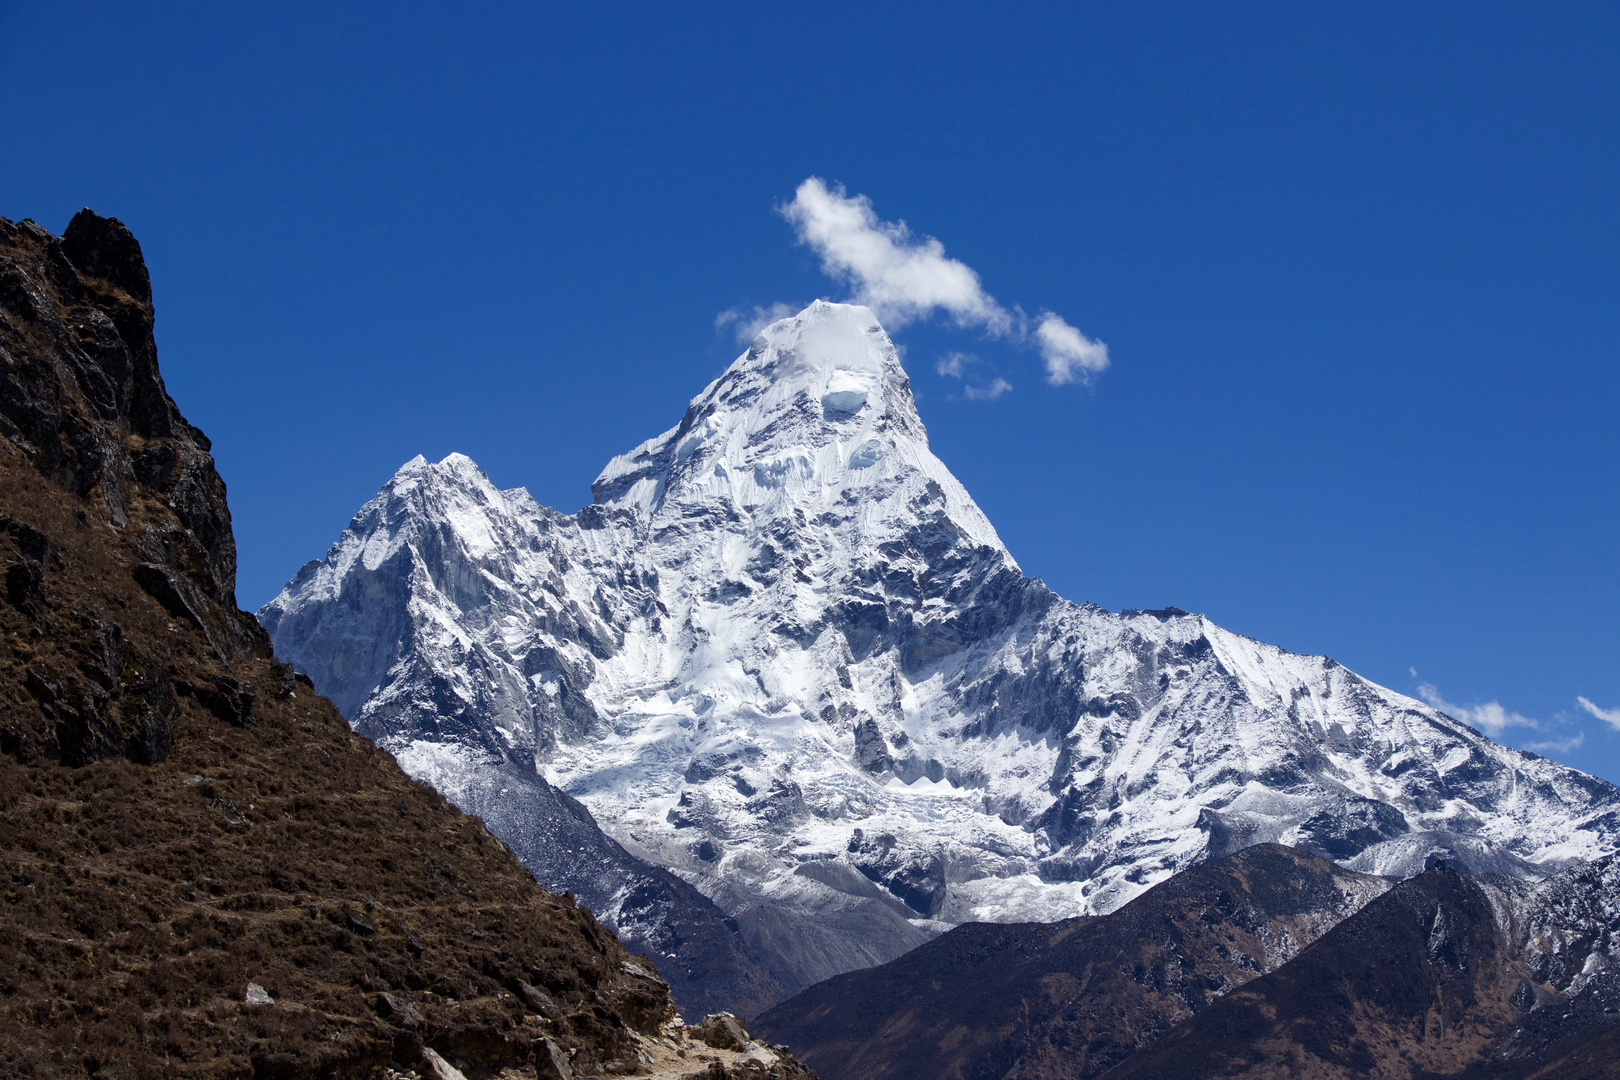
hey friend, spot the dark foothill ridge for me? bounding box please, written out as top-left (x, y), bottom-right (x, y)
top-left (759, 845), bottom-right (1620, 1080)
top-left (1099, 858), bottom-right (1620, 1080)
top-left (753, 844), bottom-right (1387, 1080)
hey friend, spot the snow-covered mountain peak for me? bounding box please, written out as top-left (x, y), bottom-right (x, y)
top-left (263, 300), bottom-right (1620, 1009)
top-left (356, 451), bottom-right (527, 560)
top-left (590, 299), bottom-right (1007, 555)
top-left (366, 452), bottom-right (503, 532)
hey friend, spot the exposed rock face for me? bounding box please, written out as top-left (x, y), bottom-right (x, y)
top-left (262, 301), bottom-right (1620, 1010)
top-left (0, 212), bottom-right (816, 1080)
top-left (751, 845), bottom-right (1391, 1080)
top-left (0, 210), bottom-right (267, 771)
top-left (1101, 854), bottom-right (1620, 1080)
top-left (2, 212), bottom-right (248, 638)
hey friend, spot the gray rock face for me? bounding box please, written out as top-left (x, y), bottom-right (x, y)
top-left (262, 301), bottom-right (1620, 1010)
top-left (414, 749), bottom-right (788, 1018)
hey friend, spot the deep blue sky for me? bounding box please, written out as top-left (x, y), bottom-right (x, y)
top-left (3, 3), bottom-right (1617, 781)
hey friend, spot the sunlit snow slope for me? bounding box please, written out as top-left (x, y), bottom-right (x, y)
top-left (261, 301), bottom-right (1620, 997)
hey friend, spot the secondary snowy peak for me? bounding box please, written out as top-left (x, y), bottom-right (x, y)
top-left (263, 448), bottom-right (631, 759)
top-left (262, 300), bottom-right (1620, 1009)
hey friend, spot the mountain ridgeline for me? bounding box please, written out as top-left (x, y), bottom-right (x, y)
top-left (755, 845), bottom-right (1620, 1080)
top-left (1099, 852), bottom-right (1620, 1080)
top-left (753, 844), bottom-right (1392, 1080)
top-left (263, 300), bottom-right (1620, 1017)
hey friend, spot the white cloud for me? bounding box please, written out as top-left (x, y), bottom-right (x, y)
top-left (963, 377), bottom-right (1013, 401)
top-left (1415, 682), bottom-right (1539, 736)
top-left (1525, 731), bottom-right (1586, 754)
top-left (1578, 696), bottom-right (1620, 731)
top-left (936, 352), bottom-right (974, 379)
top-left (715, 302), bottom-right (800, 344)
top-left (777, 177), bottom-right (1109, 389)
top-left (1035, 311), bottom-right (1110, 386)
top-left (781, 178), bottom-right (1013, 332)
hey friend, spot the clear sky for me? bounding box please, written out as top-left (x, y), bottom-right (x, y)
top-left (3, 3), bottom-right (1617, 782)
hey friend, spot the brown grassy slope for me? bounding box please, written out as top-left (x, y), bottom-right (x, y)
top-left (0, 211), bottom-right (811, 1080)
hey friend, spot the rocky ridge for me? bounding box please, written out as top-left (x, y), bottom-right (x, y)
top-left (262, 301), bottom-right (1620, 1009)
top-left (1100, 853), bottom-right (1620, 1079)
top-left (0, 210), bottom-right (815, 1080)
top-left (755, 845), bottom-right (1620, 1080)
top-left (751, 844), bottom-right (1392, 1080)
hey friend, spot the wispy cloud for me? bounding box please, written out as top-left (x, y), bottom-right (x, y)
top-left (964, 377), bottom-right (1013, 401)
top-left (781, 178), bottom-right (1013, 333)
top-left (1578, 696), bottom-right (1620, 731)
top-left (1525, 731), bottom-right (1586, 754)
top-left (715, 302), bottom-right (801, 344)
top-left (1415, 682), bottom-right (1539, 736)
top-left (934, 352), bottom-right (1012, 401)
top-left (766, 178), bottom-right (1110, 387)
top-left (1413, 678), bottom-right (1602, 756)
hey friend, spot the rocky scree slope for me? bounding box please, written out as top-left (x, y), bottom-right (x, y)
top-left (262, 302), bottom-right (1620, 1008)
top-left (1099, 853), bottom-right (1620, 1080)
top-left (751, 844), bottom-right (1391, 1080)
top-left (0, 211), bottom-right (815, 1080)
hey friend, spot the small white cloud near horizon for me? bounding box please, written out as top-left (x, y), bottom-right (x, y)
top-left (1035, 311), bottom-right (1110, 386)
top-left (715, 302), bottom-right (800, 344)
top-left (1415, 682), bottom-right (1540, 736)
top-left (1578, 696), bottom-right (1620, 731)
top-left (936, 351), bottom-right (974, 379)
top-left (964, 377), bottom-right (1013, 401)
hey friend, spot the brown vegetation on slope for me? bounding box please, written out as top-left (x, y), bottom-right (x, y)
top-left (0, 211), bottom-right (814, 1080)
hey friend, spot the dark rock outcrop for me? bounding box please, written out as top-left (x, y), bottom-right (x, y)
top-left (0, 211), bottom-right (256, 659)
